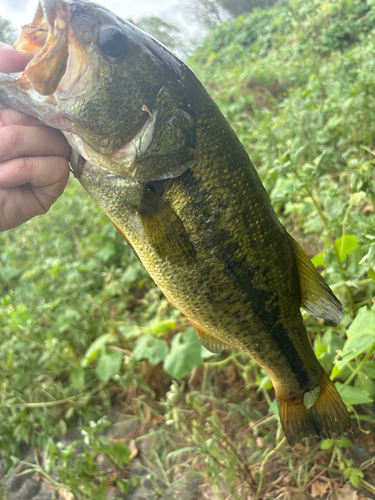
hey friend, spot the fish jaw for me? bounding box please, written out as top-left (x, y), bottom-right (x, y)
top-left (20, 0), bottom-right (70, 95)
top-left (0, 0), bottom-right (87, 134)
top-left (0, 72), bottom-right (75, 133)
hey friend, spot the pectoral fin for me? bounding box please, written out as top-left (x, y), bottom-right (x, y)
top-left (287, 233), bottom-right (343, 324)
top-left (195, 327), bottom-right (232, 354)
top-left (111, 222), bottom-right (142, 264)
top-left (139, 188), bottom-right (196, 266)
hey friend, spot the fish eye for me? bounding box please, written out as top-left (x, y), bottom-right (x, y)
top-left (98, 26), bottom-right (128, 58)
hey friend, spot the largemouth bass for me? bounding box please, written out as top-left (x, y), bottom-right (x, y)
top-left (0, 0), bottom-right (351, 445)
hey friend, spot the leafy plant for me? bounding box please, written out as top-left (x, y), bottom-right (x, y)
top-left (14, 418), bottom-right (130, 500)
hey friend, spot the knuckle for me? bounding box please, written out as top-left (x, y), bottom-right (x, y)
top-left (16, 156), bottom-right (36, 176)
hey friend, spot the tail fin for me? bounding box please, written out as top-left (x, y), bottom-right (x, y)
top-left (276, 372), bottom-right (351, 446)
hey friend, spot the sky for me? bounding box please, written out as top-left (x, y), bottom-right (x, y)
top-left (1, 0), bottom-right (198, 40)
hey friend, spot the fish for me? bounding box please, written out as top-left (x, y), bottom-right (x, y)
top-left (0, 0), bottom-right (351, 445)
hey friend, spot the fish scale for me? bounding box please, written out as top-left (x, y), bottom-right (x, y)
top-left (0, 0), bottom-right (351, 445)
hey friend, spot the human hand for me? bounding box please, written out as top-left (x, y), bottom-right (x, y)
top-left (0, 42), bottom-right (71, 232)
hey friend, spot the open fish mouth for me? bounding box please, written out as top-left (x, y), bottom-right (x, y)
top-left (2, 0), bottom-right (92, 101)
top-left (0, 0), bottom-right (136, 163)
top-left (13, 0), bottom-right (70, 95)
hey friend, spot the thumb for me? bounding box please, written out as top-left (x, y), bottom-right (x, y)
top-left (0, 43), bottom-right (34, 73)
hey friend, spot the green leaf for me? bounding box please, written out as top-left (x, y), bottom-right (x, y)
top-left (335, 437), bottom-right (353, 448)
top-left (148, 339), bottom-right (169, 365)
top-left (343, 467), bottom-right (364, 490)
top-left (122, 265), bottom-right (141, 284)
top-left (257, 374), bottom-right (273, 391)
top-left (335, 235), bottom-right (358, 261)
top-left (361, 360), bottom-right (375, 378)
top-left (118, 325), bottom-right (138, 338)
top-left (201, 345), bottom-right (217, 360)
top-left (97, 243), bottom-right (116, 262)
top-left (82, 333), bottom-right (116, 367)
top-left (117, 479), bottom-right (129, 493)
top-left (268, 399), bottom-right (279, 419)
top-left (316, 328), bottom-right (345, 373)
top-left (320, 439), bottom-right (335, 450)
top-left (133, 337), bottom-right (150, 362)
top-left (335, 307), bottom-right (375, 369)
top-left (0, 266), bottom-right (20, 280)
top-left (368, 269), bottom-right (375, 281)
top-left (163, 328), bottom-right (205, 379)
top-left (150, 320), bottom-right (177, 334)
top-left (311, 251), bottom-right (325, 268)
top-left (355, 373), bottom-right (375, 399)
top-left (331, 364), bottom-right (343, 380)
top-left (110, 441), bottom-right (131, 466)
top-left (70, 367), bottom-right (85, 391)
top-left (133, 336), bottom-right (168, 365)
top-left (96, 349), bottom-right (123, 382)
top-left (335, 383), bottom-right (373, 405)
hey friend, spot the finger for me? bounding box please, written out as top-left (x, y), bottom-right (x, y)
top-left (0, 126), bottom-right (71, 163)
top-left (0, 107), bottom-right (45, 128)
top-left (0, 43), bottom-right (34, 73)
top-left (0, 155), bottom-right (70, 189)
top-left (0, 184), bottom-right (47, 232)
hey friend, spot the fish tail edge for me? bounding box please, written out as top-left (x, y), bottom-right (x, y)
top-left (276, 372), bottom-right (352, 446)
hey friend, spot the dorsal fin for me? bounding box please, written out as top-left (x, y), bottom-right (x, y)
top-left (287, 233), bottom-right (343, 324)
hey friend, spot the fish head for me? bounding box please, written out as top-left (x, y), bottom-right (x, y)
top-left (0, 0), bottom-right (199, 181)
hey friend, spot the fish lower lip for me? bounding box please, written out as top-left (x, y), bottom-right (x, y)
top-left (0, 73), bottom-right (19, 83)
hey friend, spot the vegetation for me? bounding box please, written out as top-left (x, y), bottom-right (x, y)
top-left (218, 0), bottom-right (279, 17)
top-left (2, 0), bottom-right (375, 497)
top-left (132, 16), bottom-right (189, 55)
top-left (184, 0), bottom-right (279, 30)
top-left (0, 18), bottom-right (16, 45)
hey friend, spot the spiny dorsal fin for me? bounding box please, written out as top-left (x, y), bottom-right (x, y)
top-left (139, 188), bottom-right (196, 266)
top-left (195, 327), bottom-right (232, 354)
top-left (287, 233), bottom-right (343, 324)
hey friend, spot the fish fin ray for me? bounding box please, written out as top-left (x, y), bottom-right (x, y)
top-left (195, 327), bottom-right (232, 354)
top-left (276, 372), bottom-right (351, 446)
top-left (139, 189), bottom-right (196, 266)
top-left (287, 233), bottom-right (343, 324)
top-left (111, 222), bottom-right (143, 264)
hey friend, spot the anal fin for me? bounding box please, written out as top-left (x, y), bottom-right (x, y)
top-left (195, 327), bottom-right (232, 354)
top-left (287, 233), bottom-right (343, 324)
